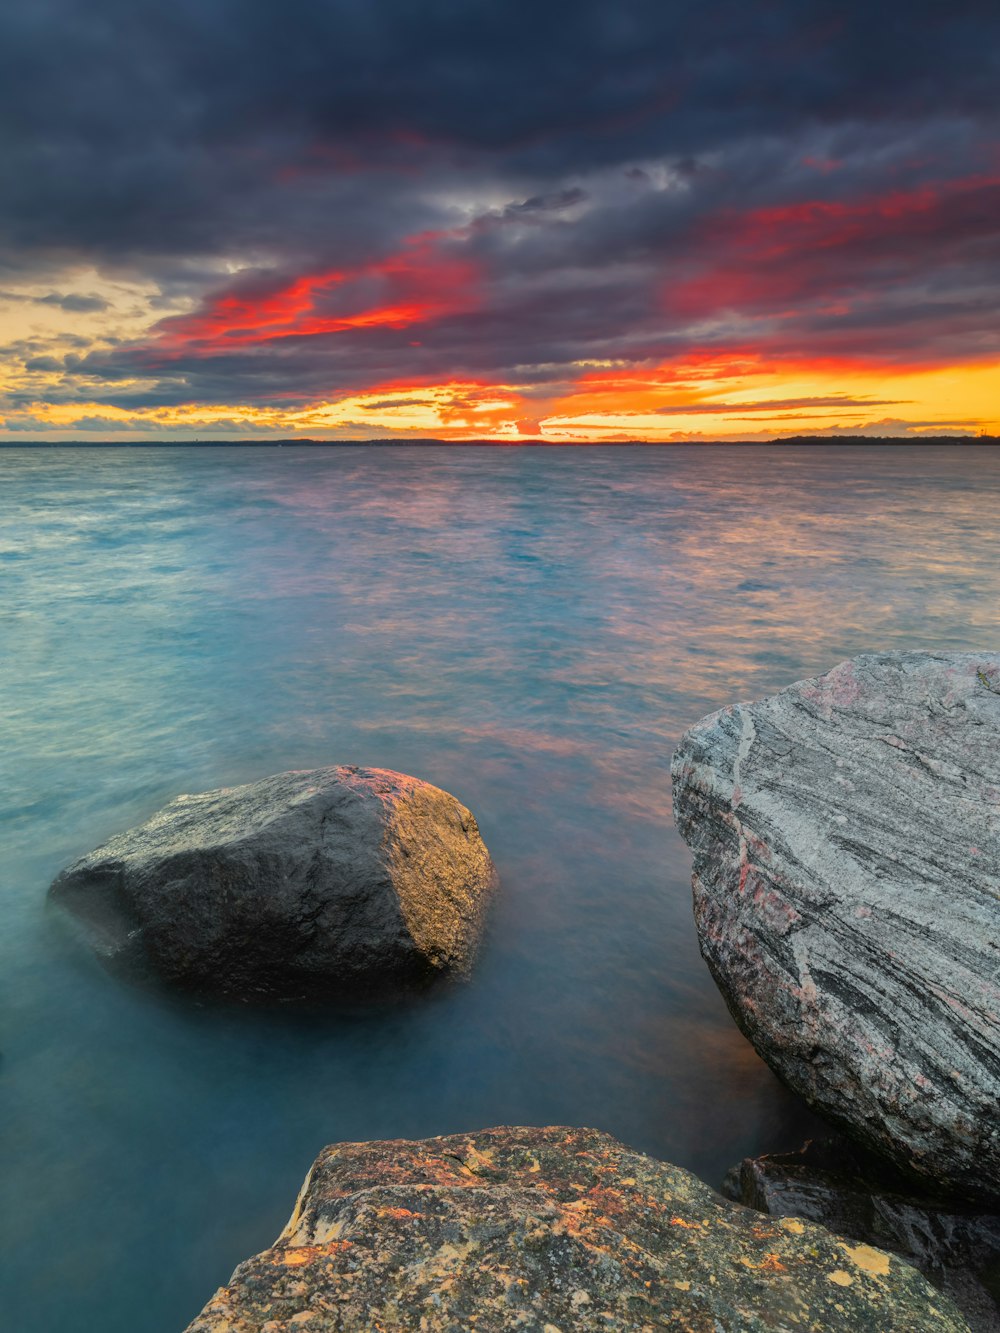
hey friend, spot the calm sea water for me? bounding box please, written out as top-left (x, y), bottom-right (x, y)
top-left (3, 443), bottom-right (999, 1330)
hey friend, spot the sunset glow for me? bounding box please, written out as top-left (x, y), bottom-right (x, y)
top-left (2, 3), bottom-right (997, 441)
top-left (9, 358), bottom-right (999, 443)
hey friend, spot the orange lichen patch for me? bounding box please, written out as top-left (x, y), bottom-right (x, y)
top-left (828, 1270), bottom-right (854, 1287)
top-left (377, 1206), bottom-right (422, 1220)
top-left (554, 1204), bottom-right (597, 1239)
top-left (669, 1217), bottom-right (700, 1229)
top-left (838, 1242), bottom-right (892, 1276)
top-left (779, 1218), bottom-right (807, 1236)
top-left (419, 1154), bottom-right (469, 1177)
top-left (584, 1185), bottom-right (633, 1218)
top-left (736, 1253), bottom-right (787, 1273)
top-left (560, 1199), bottom-right (637, 1237)
top-left (278, 1250), bottom-right (315, 1267)
top-left (275, 1242), bottom-right (354, 1266)
top-left (462, 1145), bottom-right (496, 1171)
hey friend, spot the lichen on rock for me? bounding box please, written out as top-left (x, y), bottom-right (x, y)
top-left (185, 1126), bottom-right (966, 1331)
top-left (724, 1137), bottom-right (1000, 1332)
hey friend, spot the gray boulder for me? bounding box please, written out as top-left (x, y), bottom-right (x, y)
top-left (186, 1125), bottom-right (965, 1332)
top-left (50, 766), bottom-right (497, 1002)
top-left (672, 652), bottom-right (1000, 1203)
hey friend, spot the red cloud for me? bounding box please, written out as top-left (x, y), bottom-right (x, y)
top-left (151, 233), bottom-right (479, 356)
top-left (667, 172), bottom-right (1000, 320)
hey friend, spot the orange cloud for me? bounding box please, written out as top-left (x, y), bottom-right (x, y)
top-left (10, 345), bottom-right (995, 442)
top-left (540, 351), bottom-right (1000, 441)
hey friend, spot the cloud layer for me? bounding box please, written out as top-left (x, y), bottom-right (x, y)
top-left (2, 0), bottom-right (998, 438)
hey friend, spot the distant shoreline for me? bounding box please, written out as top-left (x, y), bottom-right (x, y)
top-left (2, 435), bottom-right (997, 449)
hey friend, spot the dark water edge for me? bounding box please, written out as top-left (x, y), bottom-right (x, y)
top-left (2, 433), bottom-right (997, 446)
top-left (3, 443), bottom-right (999, 1331)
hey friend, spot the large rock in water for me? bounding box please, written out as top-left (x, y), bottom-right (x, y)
top-left (672, 652), bottom-right (1000, 1203)
top-left (50, 766), bottom-right (497, 1002)
top-left (185, 1126), bottom-right (964, 1332)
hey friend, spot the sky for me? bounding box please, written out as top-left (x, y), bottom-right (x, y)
top-left (1, 0), bottom-right (998, 443)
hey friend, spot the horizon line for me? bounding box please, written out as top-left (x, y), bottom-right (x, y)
top-left (2, 433), bottom-right (998, 449)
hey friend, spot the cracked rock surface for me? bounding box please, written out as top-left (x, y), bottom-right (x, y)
top-left (185, 1125), bottom-right (964, 1332)
top-left (672, 652), bottom-right (1000, 1202)
top-left (49, 766), bottom-right (497, 1002)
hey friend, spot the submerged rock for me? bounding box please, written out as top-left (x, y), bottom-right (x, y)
top-left (724, 1139), bottom-right (1000, 1333)
top-left (672, 652), bottom-right (1000, 1202)
top-left (50, 766), bottom-right (497, 1002)
top-left (185, 1126), bottom-right (963, 1332)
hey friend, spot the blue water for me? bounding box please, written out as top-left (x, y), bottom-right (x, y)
top-left (3, 443), bottom-right (999, 1331)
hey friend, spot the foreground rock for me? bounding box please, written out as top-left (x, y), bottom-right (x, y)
top-left (725, 1139), bottom-right (1000, 1332)
top-left (186, 1126), bottom-right (964, 1332)
top-left (50, 766), bottom-right (496, 1002)
top-left (672, 652), bottom-right (1000, 1202)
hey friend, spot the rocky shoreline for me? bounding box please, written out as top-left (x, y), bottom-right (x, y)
top-left (47, 652), bottom-right (1000, 1328)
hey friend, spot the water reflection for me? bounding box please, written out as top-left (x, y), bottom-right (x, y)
top-left (3, 444), bottom-right (999, 1331)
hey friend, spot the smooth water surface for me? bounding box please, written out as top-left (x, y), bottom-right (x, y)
top-left (3, 444), bottom-right (999, 1330)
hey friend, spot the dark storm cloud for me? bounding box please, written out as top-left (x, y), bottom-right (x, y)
top-left (23, 356), bottom-right (66, 372)
top-left (2, 0), bottom-right (998, 411)
top-left (0, 288), bottom-right (110, 311)
top-left (4, 0), bottom-right (996, 261)
top-left (35, 292), bottom-right (111, 313)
